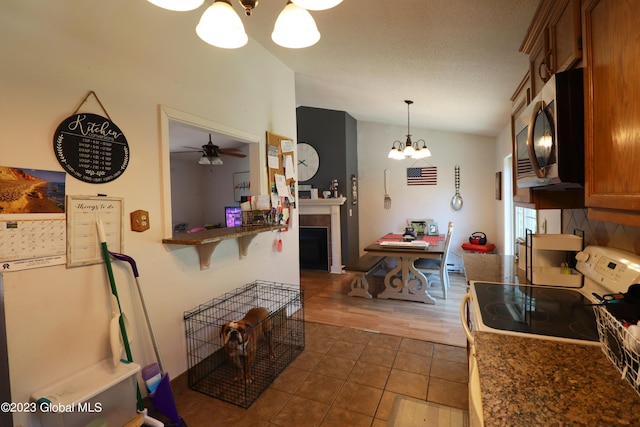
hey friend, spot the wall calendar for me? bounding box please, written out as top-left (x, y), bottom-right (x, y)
top-left (0, 216), bottom-right (67, 272)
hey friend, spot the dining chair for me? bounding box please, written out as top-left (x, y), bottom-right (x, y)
top-left (415, 221), bottom-right (454, 299)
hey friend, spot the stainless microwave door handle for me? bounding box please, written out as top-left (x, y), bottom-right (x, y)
top-left (527, 100), bottom-right (548, 179)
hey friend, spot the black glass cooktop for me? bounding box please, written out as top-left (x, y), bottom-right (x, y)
top-left (473, 282), bottom-right (599, 342)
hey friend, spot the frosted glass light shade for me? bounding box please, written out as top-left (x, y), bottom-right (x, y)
top-left (291, 0), bottom-right (343, 10)
top-left (196, 1), bottom-right (248, 49)
top-left (147, 0), bottom-right (204, 11)
top-left (388, 147), bottom-right (404, 159)
top-left (412, 146), bottom-right (432, 159)
top-left (402, 143), bottom-right (416, 158)
top-left (199, 154), bottom-right (223, 165)
top-left (272, 2), bottom-right (320, 48)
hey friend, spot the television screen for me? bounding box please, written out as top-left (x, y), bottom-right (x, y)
top-left (225, 206), bottom-right (242, 228)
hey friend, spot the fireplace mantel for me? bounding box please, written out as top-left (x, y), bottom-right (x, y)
top-left (299, 197), bottom-right (346, 273)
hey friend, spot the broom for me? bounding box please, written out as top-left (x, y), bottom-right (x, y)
top-left (96, 220), bottom-right (164, 427)
top-left (108, 250), bottom-right (184, 426)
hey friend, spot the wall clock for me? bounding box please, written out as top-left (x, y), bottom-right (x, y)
top-left (297, 142), bottom-right (320, 182)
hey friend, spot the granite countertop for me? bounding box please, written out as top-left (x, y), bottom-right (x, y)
top-left (462, 253), bottom-right (527, 284)
top-left (463, 253), bottom-right (640, 426)
top-left (475, 333), bottom-right (640, 426)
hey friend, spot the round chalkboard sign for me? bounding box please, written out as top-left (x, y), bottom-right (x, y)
top-left (53, 113), bottom-right (129, 183)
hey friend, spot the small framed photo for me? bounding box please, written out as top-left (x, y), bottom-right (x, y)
top-left (427, 222), bottom-right (439, 236)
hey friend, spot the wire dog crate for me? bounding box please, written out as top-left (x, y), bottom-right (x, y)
top-left (184, 281), bottom-right (304, 408)
top-left (594, 306), bottom-right (640, 397)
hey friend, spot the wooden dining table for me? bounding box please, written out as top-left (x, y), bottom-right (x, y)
top-left (364, 233), bottom-right (445, 304)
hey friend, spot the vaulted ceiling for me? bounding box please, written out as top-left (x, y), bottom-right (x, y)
top-left (169, 0), bottom-right (540, 149)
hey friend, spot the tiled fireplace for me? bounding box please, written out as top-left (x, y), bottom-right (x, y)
top-left (299, 226), bottom-right (329, 271)
top-left (299, 198), bottom-right (346, 273)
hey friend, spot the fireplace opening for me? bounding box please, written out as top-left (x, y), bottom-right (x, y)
top-left (299, 227), bottom-right (329, 271)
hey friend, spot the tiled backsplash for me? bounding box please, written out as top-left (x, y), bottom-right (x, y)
top-left (563, 209), bottom-right (640, 255)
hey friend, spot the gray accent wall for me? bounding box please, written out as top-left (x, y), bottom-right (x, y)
top-left (296, 106), bottom-right (360, 265)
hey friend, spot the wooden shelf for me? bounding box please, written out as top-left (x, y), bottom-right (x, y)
top-left (162, 224), bottom-right (284, 270)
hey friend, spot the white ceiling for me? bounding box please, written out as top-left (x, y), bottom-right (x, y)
top-left (170, 0), bottom-right (540, 149)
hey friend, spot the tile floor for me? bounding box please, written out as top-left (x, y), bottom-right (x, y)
top-left (167, 321), bottom-right (469, 427)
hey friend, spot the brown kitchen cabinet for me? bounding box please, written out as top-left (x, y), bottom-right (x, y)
top-left (549, 0), bottom-right (582, 73)
top-left (521, 0), bottom-right (582, 97)
top-left (529, 32), bottom-right (550, 97)
top-left (583, 0), bottom-right (640, 226)
top-left (514, 188), bottom-right (584, 210)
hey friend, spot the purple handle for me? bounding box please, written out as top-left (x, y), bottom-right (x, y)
top-left (109, 251), bottom-right (139, 277)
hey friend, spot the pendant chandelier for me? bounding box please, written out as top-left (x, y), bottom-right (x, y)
top-left (147, 0), bottom-right (343, 49)
top-left (388, 100), bottom-right (432, 160)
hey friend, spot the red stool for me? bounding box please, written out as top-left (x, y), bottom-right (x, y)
top-left (461, 243), bottom-right (496, 254)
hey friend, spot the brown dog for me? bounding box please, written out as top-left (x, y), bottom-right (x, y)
top-left (220, 307), bottom-right (274, 383)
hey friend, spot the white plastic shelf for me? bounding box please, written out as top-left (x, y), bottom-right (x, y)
top-left (31, 359), bottom-right (140, 407)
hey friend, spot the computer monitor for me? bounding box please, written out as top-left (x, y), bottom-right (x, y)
top-left (225, 206), bottom-right (242, 228)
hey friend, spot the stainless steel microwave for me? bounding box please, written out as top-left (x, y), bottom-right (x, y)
top-left (515, 68), bottom-right (584, 189)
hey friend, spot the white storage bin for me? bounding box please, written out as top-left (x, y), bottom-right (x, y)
top-left (31, 359), bottom-right (140, 427)
top-left (528, 233), bottom-right (583, 251)
top-left (529, 266), bottom-right (583, 287)
top-left (518, 243), bottom-right (568, 271)
top-left (523, 233), bottom-right (584, 287)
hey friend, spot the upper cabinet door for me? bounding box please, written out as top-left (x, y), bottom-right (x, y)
top-left (549, 0), bottom-right (582, 73)
top-left (584, 0), bottom-right (640, 221)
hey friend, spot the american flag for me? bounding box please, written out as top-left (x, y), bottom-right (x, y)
top-left (407, 167), bottom-right (437, 185)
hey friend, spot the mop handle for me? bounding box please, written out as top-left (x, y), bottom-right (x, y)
top-left (109, 250), bottom-right (165, 375)
top-left (96, 221), bottom-right (144, 412)
top-left (110, 251), bottom-right (139, 277)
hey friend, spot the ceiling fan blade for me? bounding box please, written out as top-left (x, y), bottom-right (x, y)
top-left (218, 150), bottom-right (246, 158)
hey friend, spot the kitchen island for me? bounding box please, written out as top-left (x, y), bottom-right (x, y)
top-left (463, 253), bottom-right (640, 426)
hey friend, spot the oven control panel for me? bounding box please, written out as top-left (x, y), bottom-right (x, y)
top-left (576, 246), bottom-right (640, 292)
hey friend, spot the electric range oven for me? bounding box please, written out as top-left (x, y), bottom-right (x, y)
top-left (461, 245), bottom-right (640, 427)
top-left (469, 281), bottom-right (600, 345)
top-left (465, 245), bottom-right (640, 345)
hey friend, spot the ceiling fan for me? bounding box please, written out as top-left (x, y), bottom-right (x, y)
top-left (181, 134), bottom-right (247, 165)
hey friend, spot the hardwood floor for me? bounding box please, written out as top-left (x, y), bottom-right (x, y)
top-left (301, 269), bottom-right (468, 348)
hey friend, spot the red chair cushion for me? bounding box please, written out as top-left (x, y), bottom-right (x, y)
top-left (461, 243), bottom-right (496, 253)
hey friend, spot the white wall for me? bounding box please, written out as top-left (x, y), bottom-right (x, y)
top-left (494, 123), bottom-right (513, 254)
top-left (171, 144), bottom-right (251, 229)
top-left (357, 121), bottom-right (498, 259)
top-left (0, 2), bottom-right (298, 426)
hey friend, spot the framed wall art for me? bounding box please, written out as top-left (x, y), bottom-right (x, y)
top-left (233, 171), bottom-right (251, 202)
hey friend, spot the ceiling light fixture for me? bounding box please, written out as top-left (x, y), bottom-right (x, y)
top-left (388, 100), bottom-right (432, 160)
top-left (291, 0), bottom-right (343, 11)
top-left (199, 153), bottom-right (224, 165)
top-left (148, 0), bottom-right (335, 49)
top-left (196, 0), bottom-right (248, 49)
top-left (272, 1), bottom-right (320, 49)
top-left (147, 0), bottom-right (204, 11)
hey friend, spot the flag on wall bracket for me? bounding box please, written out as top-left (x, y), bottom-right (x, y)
top-left (407, 166), bottom-right (437, 186)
